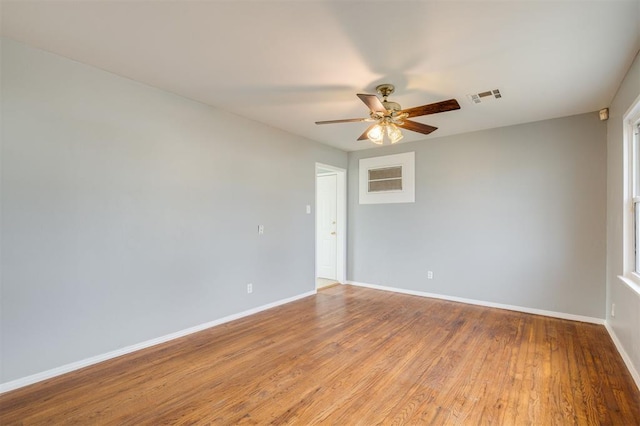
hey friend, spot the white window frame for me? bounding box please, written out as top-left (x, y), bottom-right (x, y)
top-left (621, 93), bottom-right (640, 294)
top-left (359, 152), bottom-right (415, 204)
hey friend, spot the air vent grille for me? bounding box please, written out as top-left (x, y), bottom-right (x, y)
top-left (467, 89), bottom-right (502, 104)
top-left (368, 166), bottom-right (403, 193)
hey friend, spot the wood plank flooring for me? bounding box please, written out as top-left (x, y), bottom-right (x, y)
top-left (1, 285), bottom-right (639, 425)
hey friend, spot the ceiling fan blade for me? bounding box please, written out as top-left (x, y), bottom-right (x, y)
top-left (315, 118), bottom-right (369, 125)
top-left (357, 93), bottom-right (386, 113)
top-left (399, 99), bottom-right (461, 118)
top-left (398, 120), bottom-right (438, 135)
top-left (357, 124), bottom-right (378, 140)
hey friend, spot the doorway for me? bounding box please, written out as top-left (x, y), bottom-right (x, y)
top-left (315, 163), bottom-right (346, 289)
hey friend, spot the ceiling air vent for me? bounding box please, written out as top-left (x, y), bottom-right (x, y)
top-left (467, 89), bottom-right (502, 104)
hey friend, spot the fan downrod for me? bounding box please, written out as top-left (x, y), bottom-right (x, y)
top-left (376, 84), bottom-right (401, 112)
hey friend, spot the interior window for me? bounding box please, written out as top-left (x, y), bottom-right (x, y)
top-left (633, 121), bottom-right (640, 273)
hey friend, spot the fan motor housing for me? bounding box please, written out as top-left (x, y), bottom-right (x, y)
top-left (383, 101), bottom-right (402, 112)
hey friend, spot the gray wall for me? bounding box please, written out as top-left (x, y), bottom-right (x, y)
top-left (0, 39), bottom-right (347, 383)
top-left (606, 49), bottom-right (640, 381)
top-left (348, 113), bottom-right (607, 318)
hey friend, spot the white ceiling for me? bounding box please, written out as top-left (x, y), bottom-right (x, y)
top-left (2, 1), bottom-right (639, 151)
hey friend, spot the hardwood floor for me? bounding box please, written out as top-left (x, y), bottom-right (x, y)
top-left (1, 285), bottom-right (639, 425)
top-left (316, 277), bottom-right (339, 289)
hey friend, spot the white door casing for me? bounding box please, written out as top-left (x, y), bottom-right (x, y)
top-left (316, 174), bottom-right (337, 280)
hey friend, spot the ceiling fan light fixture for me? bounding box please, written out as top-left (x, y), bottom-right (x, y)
top-left (315, 83), bottom-right (461, 144)
top-left (387, 123), bottom-right (403, 144)
top-left (367, 124), bottom-right (384, 144)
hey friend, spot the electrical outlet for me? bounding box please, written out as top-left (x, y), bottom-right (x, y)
top-left (247, 283), bottom-right (253, 294)
top-left (611, 303), bottom-right (615, 318)
top-left (258, 225), bottom-right (264, 235)
top-left (427, 271), bottom-right (434, 280)
top-left (306, 205), bottom-right (311, 214)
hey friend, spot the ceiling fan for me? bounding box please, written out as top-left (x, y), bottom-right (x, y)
top-left (315, 84), bottom-right (460, 145)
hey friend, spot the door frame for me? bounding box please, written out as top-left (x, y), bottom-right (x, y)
top-left (315, 163), bottom-right (347, 286)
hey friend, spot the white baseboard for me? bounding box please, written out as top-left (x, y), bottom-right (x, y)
top-left (346, 281), bottom-right (604, 325)
top-left (0, 290), bottom-right (316, 394)
top-left (604, 322), bottom-right (640, 391)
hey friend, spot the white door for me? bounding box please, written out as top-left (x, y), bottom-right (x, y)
top-left (317, 174), bottom-right (337, 280)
